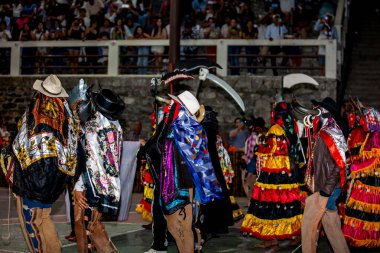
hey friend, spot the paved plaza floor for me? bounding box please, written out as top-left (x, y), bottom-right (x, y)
top-left (0, 188), bottom-right (377, 253)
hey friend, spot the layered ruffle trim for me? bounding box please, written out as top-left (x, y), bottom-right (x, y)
top-left (258, 155), bottom-right (291, 173)
top-left (350, 157), bottom-right (380, 179)
top-left (256, 171), bottom-right (298, 185)
top-left (349, 180), bottom-right (380, 205)
top-left (255, 181), bottom-right (299, 190)
top-left (343, 216), bottom-right (380, 248)
top-left (247, 200), bottom-right (302, 220)
top-left (346, 198), bottom-right (380, 214)
top-left (135, 202), bottom-right (152, 222)
top-left (240, 214), bottom-right (302, 240)
top-left (251, 185), bottom-right (301, 204)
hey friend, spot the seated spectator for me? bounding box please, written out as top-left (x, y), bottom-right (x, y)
top-left (226, 17), bottom-right (242, 75)
top-left (32, 21), bottom-right (50, 74)
top-left (243, 19), bottom-right (259, 75)
top-left (192, 0), bottom-right (207, 21)
top-left (314, 14), bottom-right (338, 76)
top-left (104, 3), bottom-right (118, 23)
top-left (83, 0), bottom-right (105, 19)
top-left (23, 0), bottom-right (38, 17)
top-left (19, 23), bottom-right (34, 74)
top-left (67, 18), bottom-right (85, 74)
top-left (77, 8), bottom-right (90, 28)
top-left (99, 18), bottom-right (112, 35)
top-left (110, 17), bottom-right (132, 39)
top-left (265, 14), bottom-right (289, 76)
top-left (0, 21), bottom-right (12, 74)
top-left (84, 19), bottom-right (100, 71)
top-left (181, 21), bottom-right (202, 60)
top-left (133, 25), bottom-right (150, 74)
top-left (97, 31), bottom-right (109, 72)
top-left (150, 17), bottom-right (167, 72)
top-left (12, 0), bottom-right (24, 18)
top-left (15, 11), bottom-right (29, 31)
top-left (126, 16), bottom-right (140, 35)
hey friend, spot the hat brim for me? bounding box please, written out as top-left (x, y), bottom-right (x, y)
top-left (168, 94), bottom-right (204, 122)
top-left (91, 92), bottom-right (125, 121)
top-left (33, 80), bottom-right (69, 98)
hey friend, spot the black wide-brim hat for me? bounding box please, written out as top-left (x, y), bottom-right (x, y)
top-left (311, 97), bottom-right (340, 122)
top-left (92, 89), bottom-right (125, 121)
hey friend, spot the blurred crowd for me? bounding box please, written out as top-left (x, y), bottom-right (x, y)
top-left (0, 0), bottom-right (339, 75)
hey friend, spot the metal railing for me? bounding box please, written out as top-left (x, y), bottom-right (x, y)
top-left (0, 38), bottom-right (337, 78)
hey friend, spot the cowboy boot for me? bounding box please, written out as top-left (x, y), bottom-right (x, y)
top-left (167, 204), bottom-right (194, 253)
top-left (74, 204), bottom-right (92, 253)
top-left (40, 207), bottom-right (61, 253)
top-left (321, 210), bottom-right (350, 253)
top-left (88, 209), bottom-right (118, 253)
top-left (301, 192), bottom-right (328, 253)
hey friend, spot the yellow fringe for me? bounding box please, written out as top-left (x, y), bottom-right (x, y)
top-left (257, 155), bottom-right (290, 171)
top-left (362, 148), bottom-right (380, 160)
top-left (345, 235), bottom-right (380, 248)
top-left (353, 180), bottom-right (380, 194)
top-left (241, 214), bottom-right (302, 237)
top-left (135, 204), bottom-right (152, 222)
top-left (255, 181), bottom-right (299, 190)
top-left (143, 186), bottom-right (154, 200)
top-left (349, 157), bottom-right (380, 179)
top-left (346, 198), bottom-right (380, 214)
top-left (343, 215), bottom-right (380, 231)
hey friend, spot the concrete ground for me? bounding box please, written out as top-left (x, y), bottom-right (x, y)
top-left (0, 187), bottom-right (377, 253)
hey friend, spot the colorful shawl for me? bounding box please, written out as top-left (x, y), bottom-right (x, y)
top-left (171, 107), bottom-right (224, 204)
top-left (12, 93), bottom-right (79, 176)
top-left (312, 107), bottom-right (347, 188)
top-left (83, 111), bottom-right (122, 213)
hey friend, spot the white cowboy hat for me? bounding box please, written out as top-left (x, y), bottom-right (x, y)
top-left (168, 91), bottom-right (205, 122)
top-left (33, 75), bottom-right (69, 97)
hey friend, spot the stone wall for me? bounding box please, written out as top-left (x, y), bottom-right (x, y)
top-left (0, 76), bottom-right (337, 139)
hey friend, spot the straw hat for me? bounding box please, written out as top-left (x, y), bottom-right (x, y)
top-left (33, 75), bottom-right (68, 97)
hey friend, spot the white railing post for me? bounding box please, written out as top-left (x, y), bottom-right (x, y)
top-left (325, 40), bottom-right (337, 79)
top-left (216, 40), bottom-right (228, 77)
top-left (10, 42), bottom-right (21, 76)
top-left (108, 41), bottom-right (119, 76)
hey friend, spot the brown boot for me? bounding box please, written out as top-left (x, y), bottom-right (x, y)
top-left (322, 210), bottom-right (350, 253)
top-left (88, 209), bottom-right (118, 253)
top-left (74, 204), bottom-right (92, 253)
top-left (301, 192), bottom-right (328, 253)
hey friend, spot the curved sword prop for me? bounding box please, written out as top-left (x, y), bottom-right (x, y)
top-left (199, 68), bottom-right (245, 112)
top-left (282, 73), bottom-right (319, 89)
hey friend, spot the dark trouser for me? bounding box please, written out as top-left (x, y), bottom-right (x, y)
top-left (151, 186), bottom-right (168, 251)
top-left (269, 46), bottom-right (289, 76)
top-left (245, 46), bottom-right (258, 74)
top-left (229, 46), bottom-right (241, 75)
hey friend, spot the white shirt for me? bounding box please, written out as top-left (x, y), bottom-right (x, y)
top-left (0, 30), bottom-right (12, 41)
top-left (265, 23), bottom-right (288, 40)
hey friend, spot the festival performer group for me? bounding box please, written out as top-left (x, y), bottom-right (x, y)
top-left (1, 71), bottom-right (379, 253)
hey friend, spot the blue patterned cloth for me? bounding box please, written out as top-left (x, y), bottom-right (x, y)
top-left (171, 107), bottom-right (224, 204)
